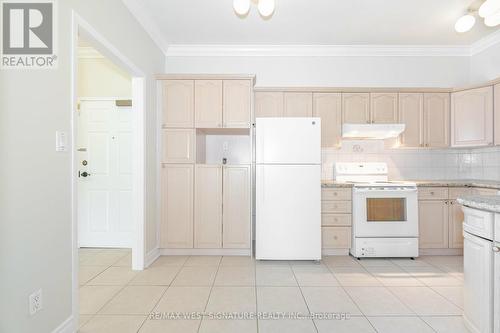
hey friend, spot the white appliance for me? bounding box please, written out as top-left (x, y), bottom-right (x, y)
top-left (342, 123), bottom-right (405, 139)
top-left (462, 206), bottom-right (499, 333)
top-left (256, 118), bottom-right (321, 260)
top-left (335, 162), bottom-right (419, 258)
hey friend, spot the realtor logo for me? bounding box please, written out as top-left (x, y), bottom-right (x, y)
top-left (1, 0), bottom-right (57, 69)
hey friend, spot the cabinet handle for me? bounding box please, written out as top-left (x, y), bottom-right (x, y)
top-left (430, 191), bottom-right (435, 195)
top-left (366, 120), bottom-right (370, 124)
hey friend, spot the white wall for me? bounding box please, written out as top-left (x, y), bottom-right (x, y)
top-left (470, 42), bottom-right (500, 84)
top-left (165, 55), bottom-right (471, 87)
top-left (0, 1), bottom-right (164, 332)
top-left (78, 52), bottom-right (132, 97)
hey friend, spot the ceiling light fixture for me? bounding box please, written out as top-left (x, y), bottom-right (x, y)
top-left (233, 0), bottom-right (251, 16)
top-left (234, 0), bottom-right (275, 19)
top-left (479, 0), bottom-right (500, 18)
top-left (485, 10), bottom-right (500, 26)
top-left (258, 0), bottom-right (275, 18)
top-left (455, 13), bottom-right (476, 32)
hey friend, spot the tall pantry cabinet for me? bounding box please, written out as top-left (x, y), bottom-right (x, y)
top-left (158, 75), bottom-right (254, 254)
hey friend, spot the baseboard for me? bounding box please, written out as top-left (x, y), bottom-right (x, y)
top-left (419, 248), bottom-right (463, 256)
top-left (160, 248), bottom-right (252, 256)
top-left (145, 247), bottom-right (161, 268)
top-left (52, 315), bottom-right (74, 333)
top-left (322, 249), bottom-right (350, 256)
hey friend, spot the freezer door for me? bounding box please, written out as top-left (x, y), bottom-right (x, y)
top-left (256, 164), bottom-right (321, 260)
top-left (256, 117), bottom-right (321, 164)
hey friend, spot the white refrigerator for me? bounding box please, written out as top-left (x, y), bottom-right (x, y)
top-left (255, 118), bottom-right (321, 260)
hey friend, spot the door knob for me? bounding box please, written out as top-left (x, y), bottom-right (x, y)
top-left (493, 246), bottom-right (500, 252)
top-left (79, 171), bottom-right (91, 178)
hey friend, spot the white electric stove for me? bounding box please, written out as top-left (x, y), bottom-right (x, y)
top-left (335, 162), bottom-right (419, 258)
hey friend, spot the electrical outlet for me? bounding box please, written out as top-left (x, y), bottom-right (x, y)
top-left (223, 141), bottom-right (229, 152)
top-left (29, 289), bottom-right (42, 315)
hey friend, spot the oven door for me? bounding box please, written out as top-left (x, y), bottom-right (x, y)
top-left (353, 187), bottom-right (418, 237)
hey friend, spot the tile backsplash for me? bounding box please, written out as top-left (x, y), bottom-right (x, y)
top-left (322, 140), bottom-right (500, 181)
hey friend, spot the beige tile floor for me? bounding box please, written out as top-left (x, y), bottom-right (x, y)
top-left (78, 249), bottom-right (470, 333)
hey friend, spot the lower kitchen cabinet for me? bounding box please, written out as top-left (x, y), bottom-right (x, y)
top-left (222, 165), bottom-right (251, 248)
top-left (322, 227), bottom-right (352, 249)
top-left (449, 200), bottom-right (465, 248)
top-left (194, 165), bottom-right (223, 248)
top-left (418, 200), bottom-right (449, 249)
top-left (161, 164), bottom-right (194, 248)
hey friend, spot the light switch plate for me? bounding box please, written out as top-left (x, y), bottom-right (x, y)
top-left (29, 289), bottom-right (42, 315)
top-left (55, 131), bottom-right (68, 152)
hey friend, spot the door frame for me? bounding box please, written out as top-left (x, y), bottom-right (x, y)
top-left (70, 10), bottom-right (146, 323)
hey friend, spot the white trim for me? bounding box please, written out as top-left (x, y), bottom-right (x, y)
top-left (70, 9), bottom-right (148, 333)
top-left (470, 29), bottom-right (500, 56)
top-left (165, 44), bottom-right (472, 58)
top-left (145, 247), bottom-right (161, 267)
top-left (51, 315), bottom-right (74, 333)
top-left (121, 0), bottom-right (169, 54)
top-left (322, 249), bottom-right (350, 256)
top-left (160, 249), bottom-right (252, 256)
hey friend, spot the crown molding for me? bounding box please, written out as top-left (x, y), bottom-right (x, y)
top-left (121, 0), bottom-right (169, 54)
top-left (165, 44), bottom-right (474, 57)
top-left (470, 29), bottom-right (500, 55)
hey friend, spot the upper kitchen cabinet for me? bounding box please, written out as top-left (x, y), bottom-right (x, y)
top-left (424, 93), bottom-right (450, 148)
top-left (284, 92), bottom-right (313, 117)
top-left (370, 93), bottom-right (398, 123)
top-left (255, 92), bottom-right (284, 118)
top-left (162, 80), bottom-right (194, 128)
top-left (313, 93), bottom-right (342, 148)
top-left (494, 84), bottom-right (500, 145)
top-left (195, 80), bottom-right (223, 128)
top-left (223, 80), bottom-right (252, 128)
top-left (398, 93), bottom-right (423, 147)
top-left (342, 93), bottom-right (370, 124)
top-left (451, 86), bottom-right (493, 147)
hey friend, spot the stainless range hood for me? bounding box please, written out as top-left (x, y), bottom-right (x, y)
top-left (342, 123), bottom-right (405, 140)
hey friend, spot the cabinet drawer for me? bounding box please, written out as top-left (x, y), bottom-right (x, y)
top-left (322, 188), bottom-right (352, 201)
top-left (448, 187), bottom-right (472, 200)
top-left (418, 187), bottom-right (448, 200)
top-left (322, 214), bottom-right (351, 226)
top-left (322, 227), bottom-right (351, 249)
top-left (322, 201), bottom-right (352, 214)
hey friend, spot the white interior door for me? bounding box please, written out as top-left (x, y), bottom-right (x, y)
top-left (78, 100), bottom-right (133, 247)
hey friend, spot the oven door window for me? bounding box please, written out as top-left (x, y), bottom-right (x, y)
top-left (366, 198), bottom-right (407, 222)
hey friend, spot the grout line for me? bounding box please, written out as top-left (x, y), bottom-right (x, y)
top-left (197, 256), bottom-right (223, 333)
top-left (290, 262), bottom-right (319, 333)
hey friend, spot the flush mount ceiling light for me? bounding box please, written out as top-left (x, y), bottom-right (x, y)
top-left (233, 0), bottom-right (275, 18)
top-left (485, 10), bottom-right (500, 26)
top-left (455, 13), bottom-right (476, 32)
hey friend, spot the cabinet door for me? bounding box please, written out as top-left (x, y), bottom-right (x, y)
top-left (449, 200), bottom-right (464, 249)
top-left (255, 92), bottom-right (284, 118)
top-left (284, 92), bottom-right (313, 117)
top-left (424, 93), bottom-right (450, 148)
top-left (370, 93), bottom-right (398, 123)
top-left (195, 80), bottom-right (223, 128)
top-left (162, 80), bottom-right (194, 128)
top-left (451, 86), bottom-right (493, 147)
top-left (418, 200), bottom-right (448, 248)
top-left (223, 165), bottom-right (251, 248)
top-left (223, 80), bottom-right (252, 128)
top-left (342, 93), bottom-right (370, 124)
top-left (322, 227), bottom-right (351, 249)
top-left (162, 129), bottom-right (195, 163)
top-left (494, 84), bottom-right (500, 145)
top-left (161, 164), bottom-right (194, 248)
top-left (398, 93), bottom-right (423, 147)
top-left (194, 165), bottom-right (222, 248)
top-left (313, 93), bottom-right (342, 148)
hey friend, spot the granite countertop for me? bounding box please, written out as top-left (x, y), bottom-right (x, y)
top-left (457, 195), bottom-right (500, 213)
top-left (321, 179), bottom-right (500, 190)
